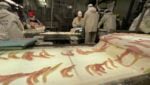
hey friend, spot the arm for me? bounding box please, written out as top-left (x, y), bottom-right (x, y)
top-left (98, 15), bottom-right (105, 28)
top-left (16, 17), bottom-right (24, 31)
top-left (129, 14), bottom-right (141, 31)
top-left (72, 18), bottom-right (77, 28)
top-left (83, 14), bottom-right (88, 28)
top-left (36, 19), bottom-right (43, 25)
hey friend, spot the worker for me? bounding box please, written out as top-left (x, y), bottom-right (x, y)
top-left (71, 10), bottom-right (83, 32)
top-left (0, 2), bottom-right (24, 40)
top-left (70, 11), bottom-right (83, 44)
top-left (83, 5), bottom-right (99, 44)
top-left (129, 8), bottom-right (150, 33)
top-left (72, 10), bottom-right (83, 28)
top-left (26, 10), bottom-right (45, 32)
top-left (98, 9), bottom-right (116, 33)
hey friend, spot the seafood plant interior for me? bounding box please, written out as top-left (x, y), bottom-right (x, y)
top-left (0, 33), bottom-right (150, 85)
top-left (0, 0), bottom-right (150, 85)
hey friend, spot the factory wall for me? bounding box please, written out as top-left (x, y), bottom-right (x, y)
top-left (22, 0), bottom-right (143, 31)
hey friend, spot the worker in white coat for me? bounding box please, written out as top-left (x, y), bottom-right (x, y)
top-left (71, 10), bottom-right (83, 32)
top-left (0, 2), bottom-right (24, 40)
top-left (129, 8), bottom-right (150, 33)
top-left (84, 6), bottom-right (99, 44)
top-left (98, 9), bottom-right (116, 33)
top-left (72, 11), bottom-right (83, 28)
top-left (70, 11), bottom-right (83, 44)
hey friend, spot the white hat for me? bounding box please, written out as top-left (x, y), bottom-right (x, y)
top-left (88, 4), bottom-right (93, 7)
top-left (0, 2), bottom-right (10, 9)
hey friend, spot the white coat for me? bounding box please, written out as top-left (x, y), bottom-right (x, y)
top-left (72, 17), bottom-right (83, 28)
top-left (98, 12), bottom-right (116, 32)
top-left (129, 9), bottom-right (150, 33)
top-left (84, 7), bottom-right (99, 32)
top-left (0, 9), bottom-right (24, 40)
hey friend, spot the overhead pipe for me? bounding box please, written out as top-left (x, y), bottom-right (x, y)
top-left (50, 0), bottom-right (54, 29)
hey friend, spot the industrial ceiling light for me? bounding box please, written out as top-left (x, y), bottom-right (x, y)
top-left (38, 0), bottom-right (47, 6)
top-left (67, 5), bottom-right (73, 9)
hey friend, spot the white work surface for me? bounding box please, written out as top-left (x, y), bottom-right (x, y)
top-left (40, 32), bottom-right (81, 36)
top-left (0, 33), bottom-right (150, 85)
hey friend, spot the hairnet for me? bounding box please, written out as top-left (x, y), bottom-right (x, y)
top-left (87, 4), bottom-right (93, 10)
top-left (88, 4), bottom-right (93, 7)
top-left (0, 2), bottom-right (10, 9)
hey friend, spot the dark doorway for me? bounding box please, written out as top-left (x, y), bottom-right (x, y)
top-left (89, 0), bottom-right (96, 5)
top-left (12, 0), bottom-right (23, 4)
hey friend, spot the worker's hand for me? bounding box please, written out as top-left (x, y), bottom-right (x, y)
top-left (70, 28), bottom-right (76, 33)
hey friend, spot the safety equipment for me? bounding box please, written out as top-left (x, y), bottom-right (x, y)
top-left (98, 12), bottom-right (116, 33)
top-left (0, 9), bottom-right (24, 40)
top-left (84, 7), bottom-right (99, 44)
top-left (88, 4), bottom-right (93, 8)
top-left (0, 2), bottom-right (10, 9)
